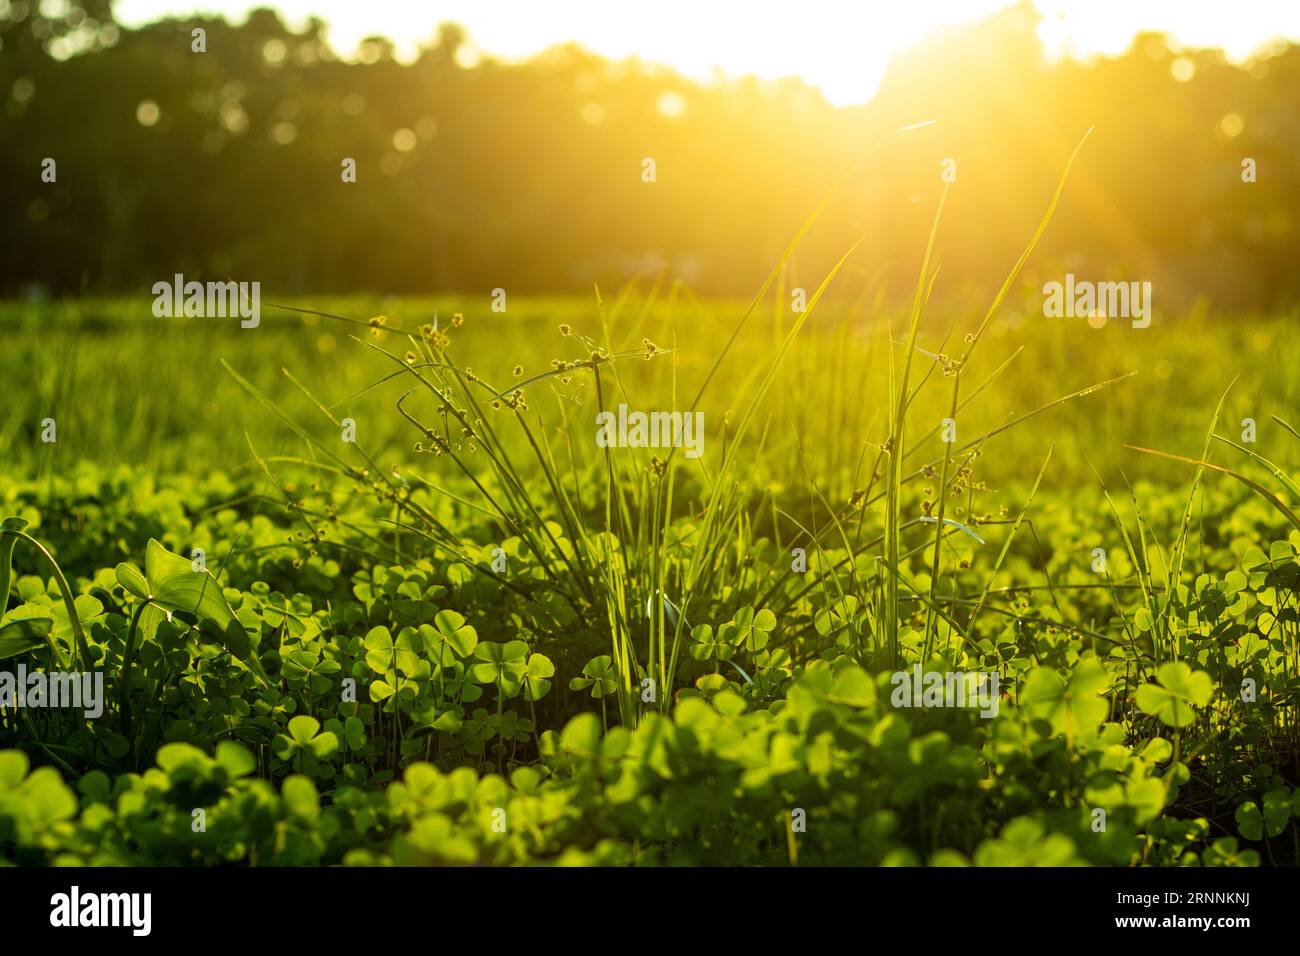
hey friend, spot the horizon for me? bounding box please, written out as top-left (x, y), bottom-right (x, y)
top-left (110, 0), bottom-right (1300, 106)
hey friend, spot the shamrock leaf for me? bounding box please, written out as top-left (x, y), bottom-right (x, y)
top-left (282, 649), bottom-right (342, 695)
top-left (689, 623), bottom-right (734, 662)
top-left (364, 625), bottom-right (429, 678)
top-left (729, 606), bottom-right (776, 652)
top-left (569, 655), bottom-right (618, 698)
top-left (521, 653), bottom-right (555, 701)
top-left (1234, 789), bottom-right (1292, 841)
top-left (273, 715), bottom-right (339, 763)
top-left (324, 716), bottom-right (367, 751)
top-left (424, 610), bottom-right (478, 665)
top-left (1202, 837), bottom-right (1259, 867)
top-left (440, 660), bottom-right (484, 703)
top-left (973, 817), bottom-right (1080, 867)
top-left (1135, 661), bottom-right (1213, 728)
top-left (1020, 657), bottom-right (1109, 741)
top-left (471, 640), bottom-right (528, 696)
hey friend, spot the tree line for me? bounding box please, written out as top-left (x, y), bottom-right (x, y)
top-left (2, 1), bottom-right (1297, 310)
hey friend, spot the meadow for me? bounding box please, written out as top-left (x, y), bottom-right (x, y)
top-left (3, 211), bottom-right (1299, 866)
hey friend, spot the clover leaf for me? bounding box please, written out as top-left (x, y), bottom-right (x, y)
top-left (569, 655), bottom-right (618, 698)
top-left (471, 640), bottom-right (529, 696)
top-left (273, 715), bottom-right (339, 768)
top-left (424, 610), bottom-right (478, 665)
top-left (689, 623), bottom-right (734, 662)
top-left (1234, 789), bottom-right (1292, 841)
top-left (521, 653), bottom-right (555, 701)
top-left (1020, 657), bottom-right (1109, 740)
top-left (729, 606), bottom-right (776, 652)
top-left (1135, 661), bottom-right (1213, 728)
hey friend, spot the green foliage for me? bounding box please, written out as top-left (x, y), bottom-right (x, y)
top-left (1135, 662), bottom-right (1214, 729)
top-left (2, 439), bottom-right (1297, 866)
top-left (3, 107), bottom-right (1298, 866)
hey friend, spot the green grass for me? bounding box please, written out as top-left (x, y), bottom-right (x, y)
top-left (3, 166), bottom-right (1300, 865)
top-left (3, 290), bottom-right (1296, 487)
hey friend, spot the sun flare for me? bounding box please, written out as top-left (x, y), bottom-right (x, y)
top-left (114, 0), bottom-right (1300, 105)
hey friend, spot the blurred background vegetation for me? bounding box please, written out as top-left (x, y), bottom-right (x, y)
top-left (2, 1), bottom-right (1297, 500)
top-left (2, 0), bottom-right (1297, 309)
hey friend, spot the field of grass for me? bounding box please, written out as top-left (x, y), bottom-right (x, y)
top-left (3, 249), bottom-right (1300, 864)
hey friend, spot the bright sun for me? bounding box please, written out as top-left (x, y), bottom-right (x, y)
top-left (115, 0), bottom-right (1300, 105)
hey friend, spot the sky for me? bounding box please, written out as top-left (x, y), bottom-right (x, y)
top-left (113, 0), bottom-right (1300, 106)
